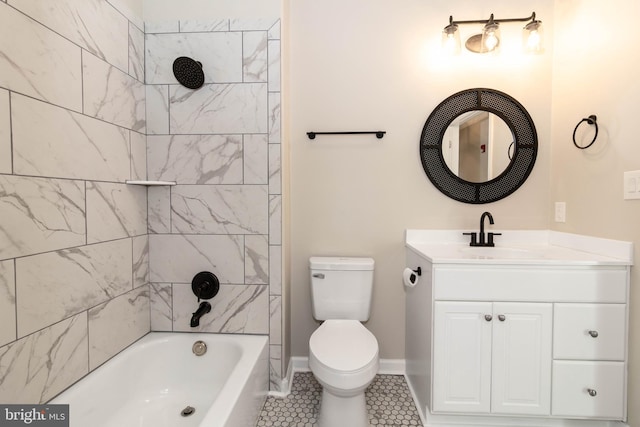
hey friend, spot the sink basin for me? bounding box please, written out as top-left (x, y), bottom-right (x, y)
top-left (459, 246), bottom-right (539, 259)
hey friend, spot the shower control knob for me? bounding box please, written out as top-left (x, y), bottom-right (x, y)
top-left (191, 271), bottom-right (220, 301)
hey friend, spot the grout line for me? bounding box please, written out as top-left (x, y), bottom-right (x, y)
top-left (128, 130), bottom-right (133, 181)
top-left (241, 31), bottom-right (245, 83)
top-left (85, 307), bottom-right (91, 372)
top-left (84, 180), bottom-right (88, 246)
top-left (131, 237), bottom-right (135, 291)
top-left (80, 49), bottom-right (85, 114)
top-left (166, 85), bottom-right (171, 135)
top-left (170, 283), bottom-right (175, 332)
top-left (127, 19), bottom-right (132, 77)
top-left (0, 235), bottom-right (140, 264)
top-left (12, 258), bottom-right (18, 342)
top-left (8, 90), bottom-right (14, 174)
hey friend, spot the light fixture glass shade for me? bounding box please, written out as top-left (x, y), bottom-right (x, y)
top-left (481, 22), bottom-right (500, 53)
top-left (523, 20), bottom-right (544, 53)
top-left (442, 23), bottom-right (461, 55)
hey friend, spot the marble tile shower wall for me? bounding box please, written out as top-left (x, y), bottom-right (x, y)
top-left (0, 0), bottom-right (149, 403)
top-left (144, 19), bottom-right (284, 390)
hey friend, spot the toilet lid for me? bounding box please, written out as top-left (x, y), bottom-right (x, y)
top-left (310, 320), bottom-right (378, 372)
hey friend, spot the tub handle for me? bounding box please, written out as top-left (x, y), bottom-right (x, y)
top-left (191, 271), bottom-right (219, 302)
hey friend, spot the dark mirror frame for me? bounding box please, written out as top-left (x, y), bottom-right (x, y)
top-left (420, 88), bottom-right (538, 204)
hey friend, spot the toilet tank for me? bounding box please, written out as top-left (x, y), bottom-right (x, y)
top-left (309, 256), bottom-right (374, 321)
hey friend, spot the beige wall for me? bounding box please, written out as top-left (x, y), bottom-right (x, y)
top-left (550, 1), bottom-right (640, 425)
top-left (288, 0), bottom-right (554, 359)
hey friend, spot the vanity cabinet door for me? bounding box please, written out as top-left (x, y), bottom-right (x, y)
top-left (491, 303), bottom-right (552, 415)
top-left (433, 301), bottom-right (492, 413)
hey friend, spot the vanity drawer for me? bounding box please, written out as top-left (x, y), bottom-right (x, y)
top-left (552, 361), bottom-right (624, 420)
top-left (433, 267), bottom-right (627, 303)
top-left (554, 304), bottom-right (626, 360)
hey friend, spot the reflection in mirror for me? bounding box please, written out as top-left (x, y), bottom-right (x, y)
top-left (442, 111), bottom-right (514, 182)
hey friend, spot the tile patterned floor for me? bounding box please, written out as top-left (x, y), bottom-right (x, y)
top-left (256, 372), bottom-right (423, 426)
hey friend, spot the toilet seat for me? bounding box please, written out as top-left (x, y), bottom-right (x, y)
top-left (309, 320), bottom-right (379, 393)
top-left (310, 320), bottom-right (378, 372)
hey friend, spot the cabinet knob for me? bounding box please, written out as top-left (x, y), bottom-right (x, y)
top-left (498, 314), bottom-right (506, 322)
top-left (484, 314), bottom-right (493, 322)
top-left (587, 388), bottom-right (597, 397)
top-left (588, 330), bottom-right (598, 338)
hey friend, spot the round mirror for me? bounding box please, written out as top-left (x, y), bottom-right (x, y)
top-left (420, 88), bottom-right (537, 204)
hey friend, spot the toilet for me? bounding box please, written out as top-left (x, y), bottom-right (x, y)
top-left (308, 256), bottom-right (379, 427)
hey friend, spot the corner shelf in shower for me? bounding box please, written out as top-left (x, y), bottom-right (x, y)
top-left (125, 180), bottom-right (177, 186)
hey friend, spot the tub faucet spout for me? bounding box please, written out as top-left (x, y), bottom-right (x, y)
top-left (190, 301), bottom-right (211, 327)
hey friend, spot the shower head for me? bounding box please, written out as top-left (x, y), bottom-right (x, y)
top-left (172, 56), bottom-right (205, 89)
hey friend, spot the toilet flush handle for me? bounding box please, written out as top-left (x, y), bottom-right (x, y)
top-left (312, 273), bottom-right (325, 279)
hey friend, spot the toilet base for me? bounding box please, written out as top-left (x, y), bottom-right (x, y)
top-left (318, 387), bottom-right (369, 427)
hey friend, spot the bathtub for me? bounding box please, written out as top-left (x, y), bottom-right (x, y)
top-left (50, 332), bottom-right (269, 427)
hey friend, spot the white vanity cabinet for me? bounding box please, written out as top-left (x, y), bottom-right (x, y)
top-left (405, 230), bottom-right (633, 427)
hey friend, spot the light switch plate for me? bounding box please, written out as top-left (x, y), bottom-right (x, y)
top-left (554, 202), bottom-right (566, 223)
top-left (623, 170), bottom-right (640, 200)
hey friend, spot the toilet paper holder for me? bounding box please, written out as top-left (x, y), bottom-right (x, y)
top-left (403, 266), bottom-right (422, 288)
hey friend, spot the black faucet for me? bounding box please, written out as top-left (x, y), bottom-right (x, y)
top-left (463, 211), bottom-right (501, 247)
top-left (190, 301), bottom-right (211, 327)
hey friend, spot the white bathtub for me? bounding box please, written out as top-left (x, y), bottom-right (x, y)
top-left (50, 332), bottom-right (269, 427)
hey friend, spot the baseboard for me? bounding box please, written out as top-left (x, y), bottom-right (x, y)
top-left (404, 370), bottom-right (428, 426)
top-left (291, 356), bottom-right (310, 372)
top-left (288, 356), bottom-right (406, 375)
top-left (379, 358), bottom-right (406, 375)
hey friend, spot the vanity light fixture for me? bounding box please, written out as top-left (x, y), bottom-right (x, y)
top-left (442, 20), bottom-right (461, 55)
top-left (442, 12), bottom-right (543, 54)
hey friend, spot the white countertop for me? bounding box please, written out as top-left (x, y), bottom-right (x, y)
top-left (405, 230), bottom-right (633, 266)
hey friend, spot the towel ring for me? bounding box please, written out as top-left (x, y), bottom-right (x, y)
top-left (572, 115), bottom-right (598, 150)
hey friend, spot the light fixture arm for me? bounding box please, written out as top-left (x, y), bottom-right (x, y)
top-left (449, 12), bottom-right (536, 27)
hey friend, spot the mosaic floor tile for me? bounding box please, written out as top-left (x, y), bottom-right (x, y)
top-left (256, 372), bottom-right (423, 427)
